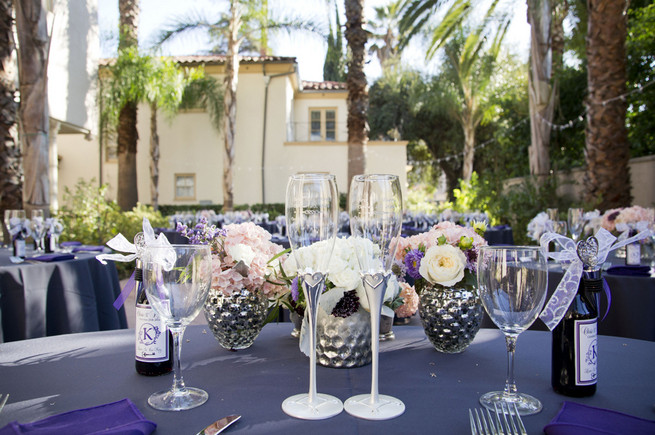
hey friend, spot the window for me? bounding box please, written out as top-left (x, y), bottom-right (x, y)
top-left (175, 174), bottom-right (196, 200)
top-left (309, 108), bottom-right (337, 141)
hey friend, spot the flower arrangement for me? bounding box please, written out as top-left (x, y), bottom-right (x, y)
top-left (394, 221), bottom-right (487, 294)
top-left (177, 217), bottom-right (288, 298)
top-left (600, 205), bottom-right (654, 235)
top-left (527, 212), bottom-right (551, 243)
top-left (282, 236), bottom-right (414, 319)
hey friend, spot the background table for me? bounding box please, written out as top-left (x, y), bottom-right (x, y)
top-left (0, 325), bottom-right (653, 434)
top-left (0, 249), bottom-right (127, 342)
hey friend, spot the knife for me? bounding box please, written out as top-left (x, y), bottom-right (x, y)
top-left (196, 415), bottom-right (241, 435)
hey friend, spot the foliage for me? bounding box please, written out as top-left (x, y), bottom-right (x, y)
top-left (550, 65), bottom-right (586, 170)
top-left (323, 1), bottom-right (345, 81)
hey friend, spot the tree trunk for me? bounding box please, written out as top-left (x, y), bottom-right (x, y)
top-left (461, 119), bottom-right (475, 182)
top-left (149, 102), bottom-right (159, 210)
top-left (526, 0), bottom-right (554, 177)
top-left (117, 0), bottom-right (139, 211)
top-left (223, 1), bottom-right (241, 212)
top-left (15, 0), bottom-right (50, 216)
top-left (0, 0), bottom-right (21, 215)
top-left (583, 0), bottom-right (630, 209)
top-left (345, 0), bottom-right (368, 191)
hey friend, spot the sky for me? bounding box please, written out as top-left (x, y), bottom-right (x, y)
top-left (97, 0), bottom-right (530, 83)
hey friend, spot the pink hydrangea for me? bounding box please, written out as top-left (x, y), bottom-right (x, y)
top-left (601, 206), bottom-right (654, 233)
top-left (394, 282), bottom-right (419, 318)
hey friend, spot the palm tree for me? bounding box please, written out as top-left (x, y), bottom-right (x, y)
top-left (323, 0), bottom-right (345, 82)
top-left (116, 0), bottom-right (140, 211)
top-left (0, 0), bottom-right (21, 216)
top-left (157, 1), bottom-right (324, 211)
top-left (583, 0), bottom-right (631, 209)
top-left (367, 0), bottom-right (405, 72)
top-left (15, 0), bottom-right (50, 216)
top-left (344, 0), bottom-right (368, 187)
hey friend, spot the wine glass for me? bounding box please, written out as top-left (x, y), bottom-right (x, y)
top-left (141, 244), bottom-right (212, 411)
top-left (281, 173), bottom-right (343, 420)
top-left (345, 174), bottom-right (405, 420)
top-left (30, 210), bottom-right (46, 252)
top-left (567, 208), bottom-right (585, 242)
top-left (476, 246), bottom-right (548, 416)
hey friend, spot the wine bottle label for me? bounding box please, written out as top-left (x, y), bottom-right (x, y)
top-left (135, 304), bottom-right (169, 363)
top-left (626, 243), bottom-right (641, 265)
top-left (575, 319), bottom-right (598, 385)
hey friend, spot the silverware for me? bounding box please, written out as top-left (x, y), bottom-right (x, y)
top-left (469, 407), bottom-right (500, 435)
top-left (196, 414), bottom-right (241, 435)
top-left (495, 401), bottom-right (528, 435)
top-left (0, 394), bottom-right (8, 414)
top-left (469, 402), bottom-right (527, 435)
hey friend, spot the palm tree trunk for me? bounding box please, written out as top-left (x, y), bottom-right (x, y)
top-left (461, 120), bottom-right (475, 182)
top-left (149, 102), bottom-right (159, 210)
top-left (0, 0), bottom-right (21, 215)
top-left (117, 0), bottom-right (140, 211)
top-left (583, 0), bottom-right (630, 209)
top-left (223, 1), bottom-right (242, 212)
top-left (345, 0), bottom-right (368, 190)
top-left (527, 0), bottom-right (554, 178)
top-left (15, 0), bottom-right (50, 216)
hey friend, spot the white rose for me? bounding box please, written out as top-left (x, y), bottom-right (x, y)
top-left (419, 244), bottom-right (467, 287)
top-left (227, 243), bottom-right (256, 267)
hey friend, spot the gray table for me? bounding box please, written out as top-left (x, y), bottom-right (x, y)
top-left (0, 324), bottom-right (653, 434)
top-left (0, 249), bottom-right (127, 342)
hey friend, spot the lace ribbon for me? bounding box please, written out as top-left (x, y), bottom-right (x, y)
top-left (539, 228), bottom-right (651, 330)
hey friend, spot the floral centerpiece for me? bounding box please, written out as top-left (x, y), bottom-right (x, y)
top-left (394, 221), bottom-right (487, 353)
top-left (282, 236), bottom-right (417, 367)
top-left (177, 217), bottom-right (288, 350)
top-left (600, 205), bottom-right (654, 235)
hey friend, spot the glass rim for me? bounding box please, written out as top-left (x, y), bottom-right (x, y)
top-left (144, 244), bottom-right (210, 249)
top-left (352, 173), bottom-right (399, 182)
top-left (478, 245), bottom-right (542, 252)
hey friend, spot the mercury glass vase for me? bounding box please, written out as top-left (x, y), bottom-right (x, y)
top-left (204, 288), bottom-right (268, 351)
top-left (316, 307), bottom-right (372, 368)
top-left (418, 284), bottom-right (483, 354)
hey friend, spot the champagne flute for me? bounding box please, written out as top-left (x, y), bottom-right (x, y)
top-left (477, 246), bottom-right (548, 415)
top-left (141, 244), bottom-right (212, 411)
top-left (282, 173), bottom-right (342, 420)
top-left (30, 210), bottom-right (46, 252)
top-left (567, 208), bottom-right (585, 241)
top-left (345, 174), bottom-right (405, 420)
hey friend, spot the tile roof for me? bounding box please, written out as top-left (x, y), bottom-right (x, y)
top-left (99, 54), bottom-right (297, 67)
top-left (301, 80), bottom-right (347, 91)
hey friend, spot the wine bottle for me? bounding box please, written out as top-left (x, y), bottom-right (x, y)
top-left (551, 268), bottom-right (601, 397)
top-left (13, 230), bottom-right (25, 259)
top-left (134, 260), bottom-right (173, 376)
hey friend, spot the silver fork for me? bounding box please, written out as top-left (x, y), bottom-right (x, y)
top-left (0, 394), bottom-right (8, 414)
top-left (469, 407), bottom-right (501, 435)
top-left (494, 401), bottom-right (528, 435)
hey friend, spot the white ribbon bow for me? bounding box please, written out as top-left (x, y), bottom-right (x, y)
top-left (96, 217), bottom-right (172, 265)
top-left (539, 227), bottom-right (651, 330)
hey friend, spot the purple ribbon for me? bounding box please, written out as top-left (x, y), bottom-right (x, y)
top-left (601, 277), bottom-right (611, 322)
top-left (113, 270), bottom-right (136, 310)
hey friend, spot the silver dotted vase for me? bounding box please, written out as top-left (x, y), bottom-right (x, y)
top-left (418, 284), bottom-right (483, 354)
top-left (204, 288), bottom-right (268, 351)
top-left (316, 307), bottom-right (371, 368)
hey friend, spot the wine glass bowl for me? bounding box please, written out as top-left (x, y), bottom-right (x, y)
top-left (282, 173), bottom-right (343, 420)
top-left (567, 208), bottom-right (585, 241)
top-left (344, 174), bottom-right (405, 420)
top-left (477, 246), bottom-right (548, 416)
top-left (30, 210), bottom-right (46, 252)
top-left (141, 243), bottom-right (212, 411)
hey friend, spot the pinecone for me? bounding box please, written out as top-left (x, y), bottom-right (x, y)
top-left (331, 290), bottom-right (360, 318)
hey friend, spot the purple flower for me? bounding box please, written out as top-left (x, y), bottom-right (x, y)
top-left (404, 249), bottom-right (424, 280)
top-left (291, 276), bottom-right (300, 302)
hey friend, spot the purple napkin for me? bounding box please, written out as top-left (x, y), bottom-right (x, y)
top-left (59, 241), bottom-right (82, 247)
top-left (606, 265), bottom-right (651, 277)
top-left (544, 401), bottom-right (655, 435)
top-left (0, 398), bottom-right (156, 435)
top-left (72, 245), bottom-right (105, 253)
top-left (29, 253), bottom-right (75, 262)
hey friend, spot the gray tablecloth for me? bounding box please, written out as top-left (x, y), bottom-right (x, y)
top-left (0, 325), bottom-right (653, 434)
top-left (0, 250), bottom-right (127, 342)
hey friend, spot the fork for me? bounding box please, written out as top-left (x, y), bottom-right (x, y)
top-left (0, 394), bottom-right (8, 414)
top-left (469, 402), bottom-right (528, 435)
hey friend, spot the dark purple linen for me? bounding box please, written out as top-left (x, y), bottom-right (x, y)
top-left (59, 241), bottom-right (82, 247)
top-left (544, 401), bottom-right (655, 435)
top-left (0, 399), bottom-right (155, 435)
top-left (606, 265), bottom-right (651, 277)
top-left (29, 253), bottom-right (75, 262)
top-left (72, 245), bottom-right (105, 253)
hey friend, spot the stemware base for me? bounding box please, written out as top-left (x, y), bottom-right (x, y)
top-left (344, 394), bottom-right (405, 420)
top-left (148, 386), bottom-right (209, 411)
top-left (282, 393), bottom-right (343, 420)
top-left (479, 391), bottom-right (542, 416)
